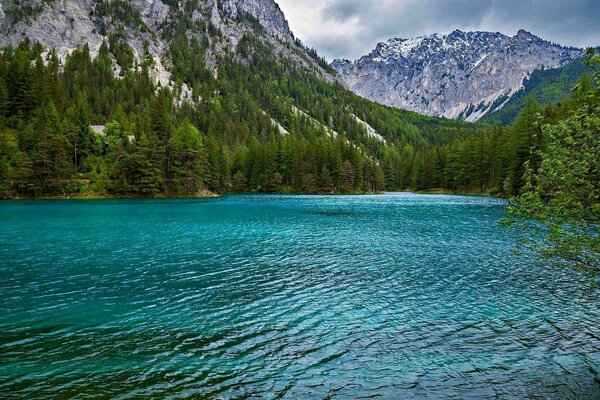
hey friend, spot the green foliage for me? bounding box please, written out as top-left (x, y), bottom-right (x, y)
top-left (0, 38), bottom-right (387, 196)
top-left (29, 101), bottom-right (72, 193)
top-left (94, 0), bottom-right (147, 32)
top-left (505, 50), bottom-right (600, 274)
top-left (108, 32), bottom-right (135, 75)
top-left (6, 0), bottom-right (50, 22)
top-left (0, 31), bottom-right (595, 222)
top-left (167, 119), bottom-right (205, 194)
top-left (162, 4), bottom-right (212, 96)
top-left (0, 128), bottom-right (18, 191)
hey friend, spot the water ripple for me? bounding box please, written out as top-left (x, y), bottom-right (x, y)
top-left (0, 194), bottom-right (598, 399)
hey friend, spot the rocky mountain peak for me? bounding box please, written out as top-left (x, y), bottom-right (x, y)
top-left (361, 31), bottom-right (508, 66)
top-left (332, 29), bottom-right (584, 121)
top-left (218, 0), bottom-right (294, 42)
top-left (516, 29), bottom-right (536, 39)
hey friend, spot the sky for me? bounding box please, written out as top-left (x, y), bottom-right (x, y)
top-left (276, 0), bottom-right (600, 61)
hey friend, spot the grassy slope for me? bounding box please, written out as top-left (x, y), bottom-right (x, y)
top-left (482, 57), bottom-right (592, 125)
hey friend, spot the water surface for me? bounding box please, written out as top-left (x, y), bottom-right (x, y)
top-left (0, 194), bottom-right (598, 398)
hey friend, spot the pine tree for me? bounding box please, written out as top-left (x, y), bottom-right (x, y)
top-left (65, 93), bottom-right (92, 173)
top-left (506, 97), bottom-right (543, 194)
top-left (6, 47), bottom-right (34, 122)
top-left (0, 79), bottom-right (8, 125)
top-left (13, 151), bottom-right (34, 194)
top-left (128, 133), bottom-right (164, 195)
top-left (167, 119), bottom-right (205, 194)
top-left (342, 160), bottom-right (355, 192)
top-left (0, 128), bottom-right (17, 191)
top-left (30, 102), bottom-right (71, 192)
top-left (150, 89), bottom-right (175, 143)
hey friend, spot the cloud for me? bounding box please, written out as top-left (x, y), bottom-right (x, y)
top-left (276, 0), bottom-right (600, 60)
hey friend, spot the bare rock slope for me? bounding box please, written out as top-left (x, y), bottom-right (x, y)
top-left (332, 30), bottom-right (584, 121)
top-left (0, 0), bottom-right (311, 87)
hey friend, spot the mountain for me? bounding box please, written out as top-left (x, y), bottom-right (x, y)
top-left (0, 0), bottom-right (479, 139)
top-left (332, 29), bottom-right (584, 121)
top-left (0, 0), bottom-right (322, 85)
top-left (0, 0), bottom-right (294, 48)
top-left (0, 0), bottom-right (488, 197)
top-left (481, 57), bottom-right (594, 125)
top-left (0, 1), bottom-right (593, 199)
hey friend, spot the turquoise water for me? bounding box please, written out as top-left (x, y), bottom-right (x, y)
top-left (0, 194), bottom-right (598, 399)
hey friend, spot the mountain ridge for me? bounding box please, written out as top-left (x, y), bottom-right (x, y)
top-left (0, 0), bottom-right (594, 200)
top-left (332, 29), bottom-right (584, 121)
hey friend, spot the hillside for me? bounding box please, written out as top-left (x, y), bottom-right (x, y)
top-left (481, 57), bottom-right (594, 125)
top-left (0, 0), bottom-right (593, 198)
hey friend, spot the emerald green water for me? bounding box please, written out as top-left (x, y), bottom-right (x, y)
top-left (0, 194), bottom-right (598, 399)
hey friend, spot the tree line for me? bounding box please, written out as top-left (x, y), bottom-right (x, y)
top-left (0, 40), bottom-right (385, 197)
top-left (0, 28), bottom-right (595, 200)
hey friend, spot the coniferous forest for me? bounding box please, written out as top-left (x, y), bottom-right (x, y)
top-left (0, 30), bottom-right (596, 199)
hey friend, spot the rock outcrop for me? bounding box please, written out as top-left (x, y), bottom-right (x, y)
top-left (332, 30), bottom-right (584, 121)
top-left (0, 0), bottom-right (298, 86)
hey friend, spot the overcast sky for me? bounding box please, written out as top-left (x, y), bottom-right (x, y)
top-left (276, 0), bottom-right (600, 60)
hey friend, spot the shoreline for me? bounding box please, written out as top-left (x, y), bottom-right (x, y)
top-left (2, 190), bottom-right (221, 201)
top-left (2, 192), bottom-right (377, 201)
top-left (414, 188), bottom-right (505, 198)
top-left (1, 190), bottom-right (501, 201)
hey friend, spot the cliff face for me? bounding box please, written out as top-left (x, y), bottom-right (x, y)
top-left (220, 0), bottom-right (293, 42)
top-left (332, 30), bottom-right (584, 121)
top-left (0, 0), bottom-right (299, 86)
top-left (0, 0), bottom-right (292, 45)
top-left (0, 0), bottom-right (103, 52)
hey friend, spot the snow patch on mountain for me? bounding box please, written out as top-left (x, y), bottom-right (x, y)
top-left (333, 30), bottom-right (583, 121)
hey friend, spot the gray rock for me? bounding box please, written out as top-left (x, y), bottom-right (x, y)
top-left (332, 30), bottom-right (584, 121)
top-left (0, 0), bottom-right (342, 97)
top-left (219, 0), bottom-right (293, 43)
top-left (0, 0), bottom-right (301, 85)
top-left (0, 0), bottom-right (102, 52)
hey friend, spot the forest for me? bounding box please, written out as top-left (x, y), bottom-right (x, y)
top-left (0, 18), bottom-right (596, 199)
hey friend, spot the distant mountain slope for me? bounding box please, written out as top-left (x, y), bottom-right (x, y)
top-left (481, 58), bottom-right (593, 125)
top-left (332, 30), bottom-right (584, 121)
top-left (0, 0), bottom-right (494, 198)
top-left (0, 0), bottom-right (483, 144)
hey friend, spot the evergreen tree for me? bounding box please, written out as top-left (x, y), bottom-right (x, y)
top-left (127, 133), bottom-right (164, 195)
top-left (505, 97), bottom-right (543, 194)
top-left (167, 119), bottom-right (205, 194)
top-left (30, 102), bottom-right (71, 192)
top-left (65, 93), bottom-right (92, 173)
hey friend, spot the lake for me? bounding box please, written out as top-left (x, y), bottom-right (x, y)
top-left (0, 194), bottom-right (598, 398)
